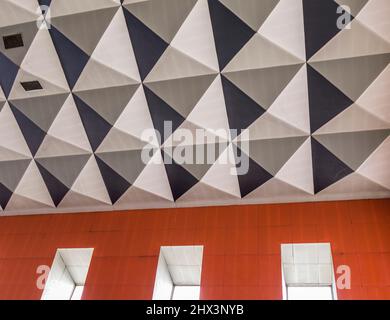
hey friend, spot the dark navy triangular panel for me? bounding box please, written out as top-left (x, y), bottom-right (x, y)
top-left (123, 7), bottom-right (168, 80)
top-left (9, 103), bottom-right (46, 156)
top-left (303, 0), bottom-right (353, 60)
top-left (0, 52), bottom-right (19, 97)
top-left (36, 161), bottom-right (69, 207)
top-left (0, 183), bottom-right (13, 210)
top-left (234, 145), bottom-right (273, 198)
top-left (144, 86), bottom-right (186, 144)
top-left (95, 155), bottom-right (131, 204)
top-left (221, 76), bottom-right (265, 137)
top-left (208, 0), bottom-right (255, 70)
top-left (49, 26), bottom-right (90, 89)
top-left (311, 137), bottom-right (354, 194)
top-left (162, 151), bottom-right (199, 201)
top-left (73, 94), bottom-right (111, 151)
top-left (307, 65), bottom-right (353, 133)
top-left (38, 0), bottom-right (52, 8)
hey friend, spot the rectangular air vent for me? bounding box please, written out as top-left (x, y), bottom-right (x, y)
top-left (20, 81), bottom-right (43, 91)
top-left (3, 33), bottom-right (24, 49)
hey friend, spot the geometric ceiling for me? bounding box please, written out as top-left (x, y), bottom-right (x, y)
top-left (0, 0), bottom-right (389, 215)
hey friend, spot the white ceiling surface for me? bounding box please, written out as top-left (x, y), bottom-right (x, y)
top-left (0, 0), bottom-right (389, 216)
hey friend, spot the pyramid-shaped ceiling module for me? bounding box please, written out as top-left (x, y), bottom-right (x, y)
top-left (0, 0), bottom-right (388, 215)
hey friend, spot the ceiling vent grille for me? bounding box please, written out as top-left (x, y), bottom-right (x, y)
top-left (20, 81), bottom-right (43, 91)
top-left (3, 33), bottom-right (24, 49)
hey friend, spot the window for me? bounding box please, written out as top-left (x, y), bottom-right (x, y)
top-left (172, 286), bottom-right (201, 301)
top-left (3, 33), bottom-right (24, 49)
top-left (287, 286), bottom-right (333, 300)
top-left (70, 285), bottom-right (84, 300)
top-left (41, 248), bottom-right (94, 300)
top-left (281, 243), bottom-right (337, 300)
top-left (153, 246), bottom-right (203, 300)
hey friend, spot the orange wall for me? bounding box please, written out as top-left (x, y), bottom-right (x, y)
top-left (0, 199), bottom-right (389, 300)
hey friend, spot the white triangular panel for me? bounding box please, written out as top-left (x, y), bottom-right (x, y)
top-left (91, 7), bottom-right (141, 82)
top-left (12, 160), bottom-right (54, 208)
top-left (357, 136), bottom-right (390, 189)
top-left (276, 138), bottom-right (314, 194)
top-left (224, 33), bottom-right (302, 73)
top-left (0, 103), bottom-right (31, 158)
top-left (171, 0), bottom-right (219, 71)
top-left (145, 46), bottom-right (216, 83)
top-left (133, 151), bottom-right (174, 202)
top-left (357, 64), bottom-right (390, 123)
top-left (268, 64), bottom-right (311, 134)
top-left (20, 28), bottom-right (70, 92)
top-left (259, 0), bottom-right (306, 61)
top-left (187, 75), bottom-right (231, 140)
top-left (201, 144), bottom-right (241, 198)
top-left (115, 86), bottom-right (159, 146)
top-left (48, 94), bottom-right (92, 152)
top-left (71, 156), bottom-right (111, 205)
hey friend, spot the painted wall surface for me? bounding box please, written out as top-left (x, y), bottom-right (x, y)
top-left (0, 199), bottom-right (389, 300)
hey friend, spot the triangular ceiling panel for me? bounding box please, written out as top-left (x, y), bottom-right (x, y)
top-left (91, 7), bottom-right (141, 82)
top-left (123, 7), bottom-right (168, 80)
top-left (208, 0), bottom-right (256, 70)
top-left (223, 33), bottom-right (302, 73)
top-left (220, 0), bottom-right (280, 32)
top-left (307, 65), bottom-right (354, 133)
top-left (334, 0), bottom-right (369, 17)
top-left (311, 137), bottom-right (354, 194)
top-left (356, 64), bottom-right (390, 123)
top-left (258, 0), bottom-right (306, 61)
top-left (276, 137), bottom-right (314, 194)
top-left (267, 64), bottom-right (311, 134)
top-left (244, 177), bottom-right (312, 201)
top-left (50, 0), bottom-right (119, 17)
top-left (223, 63), bottom-right (302, 109)
top-left (314, 129), bottom-right (390, 171)
top-left (171, 0), bottom-right (219, 71)
top-left (47, 94), bottom-right (92, 153)
top-left (302, 0), bottom-right (352, 60)
top-left (123, 0), bottom-right (197, 44)
top-left (355, 0), bottom-right (390, 43)
top-left (19, 28), bottom-right (70, 92)
top-left (315, 104), bottom-right (390, 135)
top-left (0, 0), bottom-right (39, 28)
top-left (73, 58), bottom-right (139, 92)
top-left (51, 6), bottom-right (118, 56)
top-left (248, 136), bottom-right (307, 176)
top-left (316, 172), bottom-right (389, 198)
top-left (145, 46), bottom-right (216, 83)
top-left (0, 21), bottom-right (38, 66)
top-left (9, 160), bottom-right (54, 210)
top-left (0, 103), bottom-right (31, 160)
top-left (74, 84), bottom-right (139, 125)
top-left (310, 53), bottom-right (390, 101)
top-left (145, 74), bottom-right (216, 118)
top-left (310, 19), bottom-right (390, 62)
top-left (357, 136), bottom-right (390, 189)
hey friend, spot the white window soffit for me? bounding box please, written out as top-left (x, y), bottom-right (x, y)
top-left (41, 248), bottom-right (94, 300)
top-left (57, 248), bottom-right (94, 285)
top-left (281, 243), bottom-right (334, 286)
top-left (161, 246), bottom-right (204, 286)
